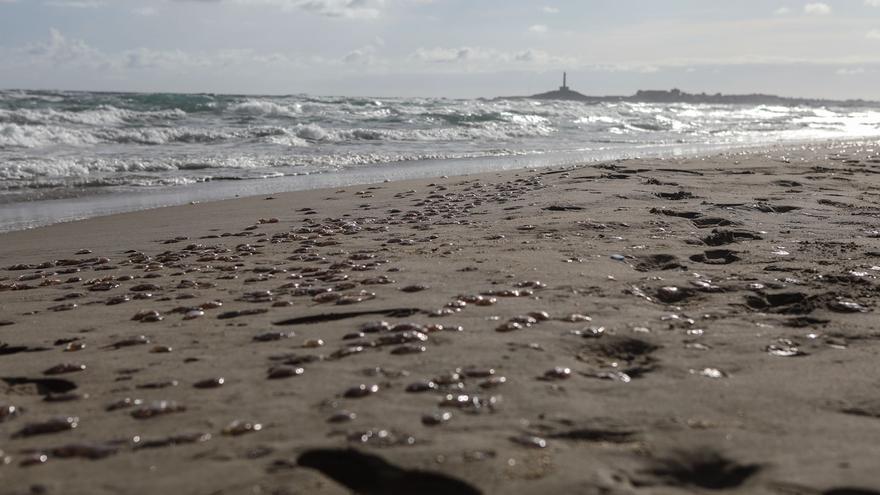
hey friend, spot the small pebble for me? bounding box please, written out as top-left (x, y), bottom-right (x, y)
top-left (406, 380), bottom-right (438, 393)
top-left (422, 411), bottom-right (453, 426)
top-left (400, 284), bottom-right (430, 293)
top-left (344, 384), bottom-right (379, 398)
top-left (222, 420), bottom-right (262, 436)
top-left (510, 435), bottom-right (548, 448)
top-left (193, 378), bottom-right (225, 389)
top-left (267, 366), bottom-right (304, 379)
top-left (480, 376), bottom-right (507, 389)
top-left (44, 363), bottom-right (86, 375)
top-left (64, 342), bottom-right (86, 352)
top-left (302, 339), bottom-right (325, 348)
top-left (131, 401), bottom-right (185, 419)
top-left (1, 405), bottom-right (21, 422)
top-left (391, 344), bottom-right (427, 355)
top-left (14, 416), bottom-right (79, 437)
top-left (105, 398), bottom-right (143, 411)
top-left (543, 367), bottom-right (572, 380)
top-left (327, 411), bottom-right (357, 423)
top-left (19, 453), bottom-right (49, 467)
top-left (253, 331), bottom-right (294, 342)
top-left (183, 309), bottom-right (205, 320)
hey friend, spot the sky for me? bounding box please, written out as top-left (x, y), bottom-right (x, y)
top-left (1, 0), bottom-right (879, 99)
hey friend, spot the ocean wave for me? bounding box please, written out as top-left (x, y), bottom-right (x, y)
top-left (229, 100), bottom-right (301, 118)
top-left (3, 90), bottom-right (880, 199)
top-left (0, 175), bottom-right (204, 192)
top-left (0, 106), bottom-right (186, 127)
top-left (0, 149), bottom-right (524, 185)
top-left (0, 117), bottom-right (555, 149)
top-left (0, 123), bottom-right (100, 148)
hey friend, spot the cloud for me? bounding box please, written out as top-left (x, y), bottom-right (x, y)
top-left (343, 43), bottom-right (379, 64)
top-left (174, 0), bottom-right (387, 18)
top-left (542, 6), bottom-right (558, 13)
top-left (867, 0), bottom-right (880, 6)
top-left (24, 28), bottom-right (108, 67)
top-left (836, 67), bottom-right (865, 75)
top-left (528, 24), bottom-right (548, 33)
top-left (44, 0), bottom-right (105, 7)
top-left (296, 0), bottom-right (385, 19)
top-left (3, 28), bottom-right (303, 74)
top-left (803, 2), bottom-right (831, 15)
top-left (868, 29), bottom-right (880, 39)
top-left (132, 6), bottom-right (157, 15)
top-left (123, 47), bottom-right (200, 70)
top-left (412, 46), bottom-right (472, 64)
top-left (409, 45), bottom-right (575, 73)
top-left (592, 63), bottom-right (661, 74)
top-left (773, 7), bottom-right (791, 15)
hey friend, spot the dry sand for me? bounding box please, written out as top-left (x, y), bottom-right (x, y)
top-left (1, 141), bottom-right (880, 495)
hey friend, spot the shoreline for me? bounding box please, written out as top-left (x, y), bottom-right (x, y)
top-left (0, 138), bottom-right (865, 234)
top-left (1, 139), bottom-right (880, 494)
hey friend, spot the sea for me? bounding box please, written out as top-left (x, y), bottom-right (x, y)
top-left (2, 89), bottom-right (879, 232)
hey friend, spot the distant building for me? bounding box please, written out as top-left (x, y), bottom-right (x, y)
top-left (525, 72), bottom-right (592, 101)
top-left (559, 72), bottom-right (569, 91)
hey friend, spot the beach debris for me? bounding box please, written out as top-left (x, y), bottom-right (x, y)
top-left (47, 442), bottom-right (120, 460)
top-left (274, 308), bottom-right (420, 326)
top-left (222, 420), bottom-right (262, 436)
top-left (106, 336), bottom-right (150, 349)
top-left (43, 363), bottom-right (86, 375)
top-left (391, 344), bottom-right (427, 355)
top-left (422, 411), bottom-right (453, 426)
top-left (193, 377), bottom-right (225, 389)
top-left (439, 394), bottom-right (498, 413)
top-left (131, 401), bottom-right (186, 419)
top-left (406, 380), bottom-right (437, 393)
top-left (510, 434), bottom-right (548, 449)
top-left (253, 331), bottom-right (294, 342)
top-left (400, 284), bottom-right (430, 293)
top-left (693, 368), bottom-right (726, 379)
top-left (1, 404), bottom-right (21, 422)
top-left (2, 377), bottom-right (78, 395)
top-left (328, 411), bottom-right (357, 423)
top-left (105, 398), bottom-right (143, 411)
top-left (135, 432), bottom-right (212, 450)
top-left (766, 339), bottom-right (806, 357)
top-left (344, 384), bottom-right (380, 398)
top-left (267, 366), bottom-right (304, 379)
top-left (541, 367), bottom-right (572, 380)
top-left (347, 429), bottom-right (417, 447)
top-left (828, 300), bottom-right (869, 313)
top-left (14, 416), bottom-right (79, 437)
top-left (547, 426), bottom-right (637, 443)
top-left (133, 310), bottom-right (164, 322)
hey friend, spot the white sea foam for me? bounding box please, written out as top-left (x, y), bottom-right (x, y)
top-left (0, 106), bottom-right (186, 127)
top-left (229, 100), bottom-right (301, 118)
top-left (0, 123), bottom-right (100, 148)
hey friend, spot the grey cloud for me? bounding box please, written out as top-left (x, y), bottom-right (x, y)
top-left (170, 0), bottom-right (385, 18)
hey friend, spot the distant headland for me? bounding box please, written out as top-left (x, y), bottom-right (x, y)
top-left (497, 73), bottom-right (879, 107)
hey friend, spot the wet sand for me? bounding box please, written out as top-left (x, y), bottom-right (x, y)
top-left (1, 140), bottom-right (880, 495)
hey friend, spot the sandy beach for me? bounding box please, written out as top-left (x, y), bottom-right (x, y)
top-left (2, 140), bottom-right (880, 495)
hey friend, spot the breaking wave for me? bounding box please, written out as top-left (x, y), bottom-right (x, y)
top-left (1, 90), bottom-right (879, 193)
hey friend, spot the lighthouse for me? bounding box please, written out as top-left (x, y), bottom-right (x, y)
top-left (559, 72), bottom-right (569, 91)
